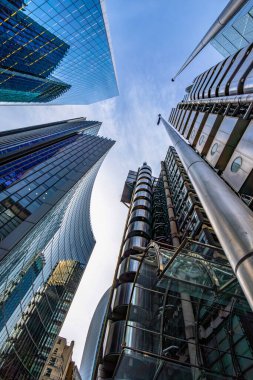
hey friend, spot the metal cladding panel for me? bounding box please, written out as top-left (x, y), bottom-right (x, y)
top-left (206, 116), bottom-right (238, 168)
top-left (172, 108), bottom-right (176, 123)
top-left (121, 170), bottom-right (138, 204)
top-left (139, 164), bottom-right (151, 173)
top-left (113, 282), bottom-right (133, 314)
top-left (169, 108), bottom-right (175, 123)
top-left (172, 108), bottom-right (177, 123)
top-left (195, 113), bottom-right (223, 155)
top-left (198, 66), bottom-right (216, 99)
top-left (129, 209), bottom-right (151, 224)
top-left (135, 184), bottom-right (151, 193)
top-left (188, 112), bottom-right (208, 147)
top-left (222, 121), bottom-right (253, 193)
top-left (175, 109), bottom-right (186, 130)
top-left (218, 46), bottom-right (249, 96)
top-left (114, 284), bottom-right (152, 316)
top-left (206, 117), bottom-right (249, 171)
top-left (126, 221), bottom-right (151, 240)
top-left (138, 170), bottom-right (151, 179)
top-left (118, 257), bottom-right (140, 283)
top-left (104, 321), bottom-right (152, 361)
top-left (134, 190), bottom-right (152, 202)
top-left (183, 110), bottom-right (198, 139)
top-left (123, 236), bottom-right (149, 257)
top-left (204, 60), bottom-right (224, 98)
top-left (229, 45), bottom-right (253, 95)
top-left (244, 66), bottom-right (253, 93)
top-left (189, 75), bottom-right (203, 100)
top-left (173, 108), bottom-right (182, 129)
top-left (193, 70), bottom-right (209, 100)
top-left (136, 179), bottom-right (151, 188)
top-left (80, 288), bottom-right (110, 380)
top-left (104, 321), bottom-right (125, 359)
top-left (178, 109), bottom-right (190, 133)
top-left (210, 54), bottom-right (235, 97)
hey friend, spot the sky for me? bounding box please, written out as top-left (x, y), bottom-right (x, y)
top-left (0, 0), bottom-right (228, 368)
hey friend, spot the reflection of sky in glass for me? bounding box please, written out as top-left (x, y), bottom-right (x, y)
top-left (211, 0), bottom-right (253, 57)
top-left (0, 0), bottom-right (118, 104)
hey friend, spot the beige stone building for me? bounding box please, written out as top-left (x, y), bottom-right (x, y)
top-left (40, 336), bottom-right (81, 380)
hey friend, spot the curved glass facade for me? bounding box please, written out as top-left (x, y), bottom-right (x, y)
top-left (0, 119), bottom-right (115, 379)
top-left (0, 0), bottom-right (118, 104)
top-left (80, 288), bottom-right (110, 380)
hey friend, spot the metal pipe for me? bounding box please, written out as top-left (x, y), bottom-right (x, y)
top-left (158, 115), bottom-right (253, 311)
top-left (172, 0), bottom-right (249, 81)
top-left (181, 93), bottom-right (253, 106)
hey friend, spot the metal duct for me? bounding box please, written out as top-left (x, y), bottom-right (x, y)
top-left (181, 92), bottom-right (253, 106)
top-left (172, 0), bottom-right (249, 81)
top-left (158, 114), bottom-right (253, 311)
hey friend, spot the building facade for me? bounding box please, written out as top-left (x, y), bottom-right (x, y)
top-left (0, 0), bottom-right (118, 104)
top-left (211, 0), bottom-right (253, 57)
top-left (40, 336), bottom-right (81, 380)
top-left (81, 152), bottom-right (253, 379)
top-left (0, 118), bottom-right (115, 379)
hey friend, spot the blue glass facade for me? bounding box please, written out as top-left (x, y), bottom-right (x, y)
top-left (0, 119), bottom-right (115, 379)
top-left (0, 0), bottom-right (118, 104)
top-left (211, 0), bottom-right (253, 57)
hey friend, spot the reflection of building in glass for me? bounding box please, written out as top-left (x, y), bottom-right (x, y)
top-left (82, 155), bottom-right (253, 379)
top-left (0, 0), bottom-right (118, 104)
top-left (0, 118), bottom-right (115, 379)
top-left (0, 0), bottom-right (70, 103)
top-left (40, 335), bottom-right (81, 380)
top-left (211, 0), bottom-right (253, 57)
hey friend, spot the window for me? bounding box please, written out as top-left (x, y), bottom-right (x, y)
top-left (211, 143), bottom-right (218, 156)
top-left (44, 367), bottom-right (52, 377)
top-left (199, 135), bottom-right (205, 145)
top-left (231, 156), bottom-right (242, 173)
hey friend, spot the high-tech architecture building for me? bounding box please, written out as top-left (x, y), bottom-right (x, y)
top-left (81, 146), bottom-right (253, 379)
top-left (0, 0), bottom-right (118, 104)
top-left (0, 118), bottom-right (115, 379)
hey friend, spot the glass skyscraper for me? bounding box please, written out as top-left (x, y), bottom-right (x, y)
top-left (0, 118), bottom-right (115, 379)
top-left (0, 0), bottom-right (118, 104)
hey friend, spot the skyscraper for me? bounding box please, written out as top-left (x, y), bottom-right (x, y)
top-left (0, 118), bottom-right (115, 379)
top-left (81, 149), bottom-right (253, 379)
top-left (0, 0), bottom-right (118, 104)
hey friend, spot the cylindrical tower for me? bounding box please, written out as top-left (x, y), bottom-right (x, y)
top-left (122, 163), bottom-right (153, 257)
